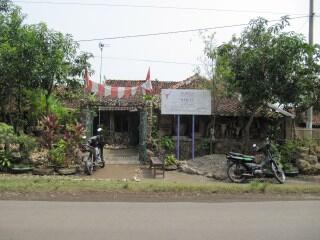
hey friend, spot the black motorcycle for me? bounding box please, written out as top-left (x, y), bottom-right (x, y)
top-left (81, 128), bottom-right (105, 175)
top-left (226, 139), bottom-right (285, 184)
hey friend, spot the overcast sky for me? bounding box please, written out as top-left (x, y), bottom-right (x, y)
top-left (13, 0), bottom-right (320, 82)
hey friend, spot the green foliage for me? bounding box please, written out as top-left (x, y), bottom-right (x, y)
top-left (165, 154), bottom-right (178, 166)
top-left (200, 138), bottom-right (210, 153)
top-left (0, 2), bottom-right (93, 131)
top-left (151, 115), bottom-right (158, 139)
top-left (0, 122), bottom-right (15, 144)
top-left (0, 122), bottom-right (37, 161)
top-left (39, 114), bottom-right (60, 149)
top-left (200, 32), bottom-right (229, 96)
top-left (249, 181), bottom-right (269, 193)
top-left (49, 139), bottom-right (67, 167)
top-left (16, 134), bottom-right (37, 159)
top-left (47, 96), bottom-right (75, 125)
top-left (217, 17), bottom-right (320, 112)
top-left (279, 139), bottom-right (316, 160)
top-left (0, 151), bottom-right (11, 170)
top-left (23, 89), bottom-right (47, 124)
top-left (24, 89), bottom-right (75, 126)
top-left (64, 122), bottom-right (85, 148)
top-left (271, 139), bottom-right (317, 172)
top-left (160, 136), bottom-right (175, 152)
top-left (143, 95), bottom-right (154, 101)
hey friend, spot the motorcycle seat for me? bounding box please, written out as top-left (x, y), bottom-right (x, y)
top-left (227, 152), bottom-right (255, 162)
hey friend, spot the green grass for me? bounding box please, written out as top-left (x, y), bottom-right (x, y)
top-left (1, 175), bottom-right (320, 195)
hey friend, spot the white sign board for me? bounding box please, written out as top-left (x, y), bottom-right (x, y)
top-left (161, 89), bottom-right (211, 115)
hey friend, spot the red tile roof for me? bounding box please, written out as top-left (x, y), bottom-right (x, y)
top-left (214, 97), bottom-right (243, 116)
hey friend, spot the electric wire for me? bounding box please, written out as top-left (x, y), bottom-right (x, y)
top-left (77, 15), bottom-right (310, 42)
top-left (13, 0), bottom-right (306, 15)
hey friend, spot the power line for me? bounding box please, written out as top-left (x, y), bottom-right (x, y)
top-left (94, 55), bottom-right (199, 66)
top-left (13, 0), bottom-right (306, 15)
top-left (77, 15), bottom-right (310, 42)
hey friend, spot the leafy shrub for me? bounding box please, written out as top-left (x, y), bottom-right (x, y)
top-left (151, 115), bottom-right (159, 139)
top-left (39, 114), bottom-right (60, 149)
top-left (273, 139), bottom-right (317, 172)
top-left (64, 122), bottom-right (85, 163)
top-left (199, 138), bottom-right (210, 153)
top-left (0, 122), bottom-right (16, 145)
top-left (165, 154), bottom-right (177, 166)
top-left (16, 134), bottom-right (37, 159)
top-left (143, 95), bottom-right (154, 101)
top-left (64, 122), bottom-right (85, 148)
top-left (24, 89), bottom-right (75, 126)
top-left (49, 139), bottom-right (67, 167)
top-left (0, 123), bottom-right (37, 162)
top-left (0, 151), bottom-right (12, 171)
top-left (48, 96), bottom-right (75, 125)
top-left (24, 89), bottom-right (47, 125)
top-left (279, 139), bottom-right (315, 161)
top-left (160, 136), bottom-right (175, 152)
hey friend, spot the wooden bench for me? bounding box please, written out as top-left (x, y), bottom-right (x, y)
top-left (150, 156), bottom-right (165, 178)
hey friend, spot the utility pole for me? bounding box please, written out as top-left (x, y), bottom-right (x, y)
top-left (98, 42), bottom-right (105, 127)
top-left (306, 0), bottom-right (314, 131)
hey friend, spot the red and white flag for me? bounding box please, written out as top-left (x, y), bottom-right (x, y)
top-left (84, 67), bottom-right (93, 92)
top-left (141, 67), bottom-right (152, 94)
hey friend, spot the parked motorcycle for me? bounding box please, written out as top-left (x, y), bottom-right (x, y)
top-left (81, 128), bottom-right (105, 175)
top-left (226, 138), bottom-right (285, 184)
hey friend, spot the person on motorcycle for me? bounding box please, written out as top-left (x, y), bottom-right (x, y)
top-left (94, 127), bottom-right (104, 164)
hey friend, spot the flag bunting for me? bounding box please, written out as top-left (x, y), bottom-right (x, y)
top-left (84, 68), bottom-right (152, 99)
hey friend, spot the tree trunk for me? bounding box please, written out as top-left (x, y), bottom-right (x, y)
top-left (242, 110), bottom-right (256, 153)
top-left (209, 115), bottom-right (216, 154)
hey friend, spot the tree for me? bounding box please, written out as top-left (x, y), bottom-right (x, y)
top-left (199, 33), bottom-right (233, 152)
top-left (0, 1), bottom-right (28, 126)
top-left (199, 32), bottom-right (235, 97)
top-left (216, 17), bottom-right (320, 146)
top-left (28, 23), bottom-right (79, 111)
top-left (0, 0), bottom-right (93, 131)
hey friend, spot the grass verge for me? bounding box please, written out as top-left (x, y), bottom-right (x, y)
top-left (0, 176), bottom-right (320, 195)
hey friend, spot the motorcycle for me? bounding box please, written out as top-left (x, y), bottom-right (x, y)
top-left (226, 138), bottom-right (285, 184)
top-left (81, 128), bottom-right (105, 175)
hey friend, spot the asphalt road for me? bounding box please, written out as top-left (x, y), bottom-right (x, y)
top-left (1, 200), bottom-right (319, 240)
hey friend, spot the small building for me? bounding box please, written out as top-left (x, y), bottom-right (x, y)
top-left (81, 74), bottom-right (294, 160)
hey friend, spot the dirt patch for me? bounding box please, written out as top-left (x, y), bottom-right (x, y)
top-left (179, 154), bottom-right (228, 180)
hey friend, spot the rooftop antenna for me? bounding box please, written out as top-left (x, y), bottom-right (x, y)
top-left (98, 42), bottom-right (106, 127)
top-left (99, 42), bottom-right (104, 127)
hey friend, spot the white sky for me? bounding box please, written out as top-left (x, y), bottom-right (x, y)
top-left (13, 0), bottom-right (320, 82)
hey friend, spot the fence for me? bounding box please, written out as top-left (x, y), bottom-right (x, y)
top-left (295, 127), bottom-right (320, 145)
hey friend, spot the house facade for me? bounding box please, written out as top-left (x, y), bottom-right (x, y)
top-left (81, 75), bottom-right (293, 161)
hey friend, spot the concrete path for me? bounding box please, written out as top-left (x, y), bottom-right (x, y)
top-left (104, 147), bottom-right (139, 164)
top-left (1, 200), bottom-right (319, 240)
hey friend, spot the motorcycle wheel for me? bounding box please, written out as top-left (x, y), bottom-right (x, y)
top-left (85, 153), bottom-right (94, 175)
top-left (227, 162), bottom-right (246, 183)
top-left (99, 160), bottom-right (105, 168)
top-left (271, 161), bottom-right (286, 184)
